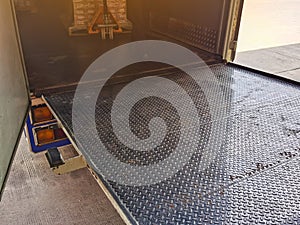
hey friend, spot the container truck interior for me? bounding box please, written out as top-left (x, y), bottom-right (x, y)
top-left (1, 0), bottom-right (299, 224)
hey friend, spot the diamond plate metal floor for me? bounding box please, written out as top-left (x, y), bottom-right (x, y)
top-left (45, 64), bottom-right (300, 224)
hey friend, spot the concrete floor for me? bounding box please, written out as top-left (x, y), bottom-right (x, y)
top-left (0, 135), bottom-right (125, 225)
top-left (235, 44), bottom-right (300, 82)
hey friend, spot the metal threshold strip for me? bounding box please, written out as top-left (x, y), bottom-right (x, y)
top-left (44, 64), bottom-right (300, 224)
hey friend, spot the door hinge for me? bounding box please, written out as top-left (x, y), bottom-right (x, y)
top-left (230, 40), bottom-right (238, 51)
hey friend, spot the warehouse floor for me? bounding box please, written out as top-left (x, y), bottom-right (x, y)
top-left (236, 43), bottom-right (300, 82)
top-left (0, 135), bottom-right (124, 225)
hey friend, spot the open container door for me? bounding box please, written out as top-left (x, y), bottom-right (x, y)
top-left (222, 0), bottom-right (244, 62)
top-left (0, 0), bottom-right (30, 198)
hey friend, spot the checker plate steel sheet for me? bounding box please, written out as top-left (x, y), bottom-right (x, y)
top-left (45, 64), bottom-right (300, 225)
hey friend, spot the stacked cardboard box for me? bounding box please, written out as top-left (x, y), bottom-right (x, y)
top-left (72, 0), bottom-right (101, 29)
top-left (71, 0), bottom-right (127, 31)
top-left (106, 0), bottom-right (127, 25)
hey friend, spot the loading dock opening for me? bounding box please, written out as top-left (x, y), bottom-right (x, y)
top-left (235, 0), bottom-right (300, 82)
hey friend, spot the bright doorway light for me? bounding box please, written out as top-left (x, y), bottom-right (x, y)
top-left (237, 0), bottom-right (300, 52)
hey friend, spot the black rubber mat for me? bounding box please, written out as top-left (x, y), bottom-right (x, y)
top-left (45, 64), bottom-right (300, 224)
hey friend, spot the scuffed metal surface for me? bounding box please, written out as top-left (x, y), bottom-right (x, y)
top-left (45, 64), bottom-right (300, 224)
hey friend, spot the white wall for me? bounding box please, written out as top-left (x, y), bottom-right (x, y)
top-left (237, 0), bottom-right (300, 52)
